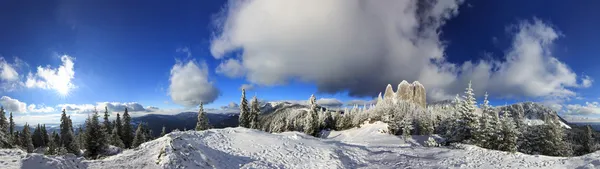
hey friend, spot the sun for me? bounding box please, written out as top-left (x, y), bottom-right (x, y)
top-left (55, 84), bottom-right (72, 97)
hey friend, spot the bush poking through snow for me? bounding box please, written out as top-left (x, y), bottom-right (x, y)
top-left (424, 137), bottom-right (439, 147)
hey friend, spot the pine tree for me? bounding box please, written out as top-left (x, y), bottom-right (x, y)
top-left (498, 113), bottom-right (518, 152)
top-left (32, 124), bottom-right (45, 148)
top-left (110, 127), bottom-right (125, 148)
top-left (195, 103), bottom-right (210, 131)
top-left (52, 132), bottom-right (61, 153)
top-left (8, 112), bottom-right (14, 140)
top-left (84, 109), bottom-right (107, 159)
top-left (21, 124), bottom-right (34, 153)
top-left (121, 108), bottom-right (134, 148)
top-left (322, 111), bottom-right (334, 130)
top-left (476, 92), bottom-right (494, 148)
top-left (453, 81), bottom-right (479, 144)
top-left (583, 125), bottom-right (596, 154)
top-left (143, 123), bottom-right (153, 140)
top-left (46, 131), bottom-right (58, 155)
top-left (0, 107), bottom-right (7, 135)
top-left (76, 125), bottom-right (85, 150)
top-left (60, 109), bottom-right (79, 155)
top-left (304, 94), bottom-right (320, 137)
top-left (542, 117), bottom-right (570, 156)
top-left (42, 124), bottom-right (49, 147)
top-left (249, 96), bottom-right (260, 129)
top-left (400, 118), bottom-right (414, 138)
top-left (239, 89), bottom-right (250, 128)
top-left (132, 123), bottom-right (146, 148)
top-left (160, 126), bottom-right (166, 137)
top-left (115, 113), bottom-right (122, 144)
top-left (12, 131), bottom-right (21, 147)
top-left (103, 106), bottom-right (112, 136)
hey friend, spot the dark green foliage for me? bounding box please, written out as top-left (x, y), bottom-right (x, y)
top-left (60, 109), bottom-right (79, 155)
top-left (0, 107), bottom-right (7, 134)
top-left (239, 89), bottom-right (250, 128)
top-left (110, 127), bottom-right (125, 148)
top-left (103, 107), bottom-right (112, 133)
top-left (46, 131), bottom-right (59, 155)
top-left (21, 124), bottom-right (34, 153)
top-left (84, 110), bottom-right (107, 159)
top-left (582, 125), bottom-right (596, 154)
top-left (32, 124), bottom-right (46, 148)
top-left (132, 123), bottom-right (146, 148)
top-left (8, 112), bottom-right (14, 139)
top-left (121, 108), bottom-right (134, 148)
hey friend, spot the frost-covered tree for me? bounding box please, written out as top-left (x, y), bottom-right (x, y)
top-left (542, 117), bottom-right (570, 156)
top-left (115, 113), bottom-right (122, 143)
top-left (239, 89), bottom-right (250, 128)
top-left (304, 94), bottom-right (320, 137)
top-left (84, 109), bottom-right (107, 159)
top-left (322, 110), bottom-right (334, 130)
top-left (121, 108), bottom-right (134, 148)
top-left (46, 131), bottom-right (58, 155)
top-left (475, 92), bottom-right (497, 148)
top-left (103, 106), bottom-right (112, 136)
top-left (452, 81), bottom-right (479, 144)
top-left (498, 113), bottom-right (518, 152)
top-left (195, 102), bottom-right (210, 131)
top-left (160, 126), bottom-right (166, 137)
top-left (21, 124), bottom-right (34, 153)
top-left (0, 107), bottom-right (7, 135)
top-left (12, 131), bottom-right (21, 148)
top-left (60, 109), bottom-right (79, 155)
top-left (424, 137), bottom-right (439, 147)
top-left (132, 123), bottom-right (146, 148)
top-left (249, 96), bottom-right (260, 129)
top-left (76, 125), bottom-right (85, 150)
top-left (400, 118), bottom-right (413, 138)
top-left (110, 127), bottom-right (125, 148)
top-left (583, 125), bottom-right (596, 154)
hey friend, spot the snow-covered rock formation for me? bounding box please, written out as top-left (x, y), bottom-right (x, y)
top-left (496, 102), bottom-right (571, 129)
top-left (377, 80), bottom-right (426, 108)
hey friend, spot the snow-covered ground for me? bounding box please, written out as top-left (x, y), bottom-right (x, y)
top-left (1, 121), bottom-right (600, 169)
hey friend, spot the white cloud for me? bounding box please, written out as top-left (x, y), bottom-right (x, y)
top-left (345, 99), bottom-right (378, 106)
top-left (210, 0), bottom-right (589, 102)
top-left (239, 84), bottom-right (254, 91)
top-left (169, 60), bottom-right (220, 107)
top-left (57, 102), bottom-right (155, 114)
top-left (216, 58), bottom-right (245, 78)
top-left (0, 96), bottom-right (27, 113)
top-left (25, 55), bottom-right (76, 96)
top-left (562, 115), bottom-right (600, 123)
top-left (27, 104), bottom-right (56, 113)
top-left (581, 75), bottom-right (593, 88)
top-left (0, 57), bottom-right (19, 82)
top-left (316, 98), bottom-right (343, 107)
top-left (565, 102), bottom-right (600, 115)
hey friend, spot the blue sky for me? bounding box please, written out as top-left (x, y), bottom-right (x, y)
top-left (0, 0), bottom-right (599, 124)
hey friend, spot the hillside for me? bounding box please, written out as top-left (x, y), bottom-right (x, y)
top-left (2, 122), bottom-right (600, 169)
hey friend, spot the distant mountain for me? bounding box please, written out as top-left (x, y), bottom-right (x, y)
top-left (495, 102), bottom-right (571, 128)
top-left (132, 112), bottom-right (239, 137)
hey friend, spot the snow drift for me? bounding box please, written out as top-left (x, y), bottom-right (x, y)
top-left (1, 122), bottom-right (600, 169)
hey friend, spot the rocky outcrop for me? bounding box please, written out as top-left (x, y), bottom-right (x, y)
top-left (380, 80), bottom-right (427, 108)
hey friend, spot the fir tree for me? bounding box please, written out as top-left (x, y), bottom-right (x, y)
top-left (84, 109), bottom-right (107, 159)
top-left (8, 112), bottom-right (14, 140)
top-left (110, 127), bottom-right (125, 148)
top-left (304, 94), bottom-right (320, 137)
top-left (59, 109), bottom-right (79, 155)
top-left (239, 89), bottom-right (250, 128)
top-left (583, 125), bottom-right (596, 154)
top-left (52, 132), bottom-right (61, 153)
top-left (322, 111), bottom-right (334, 130)
top-left (498, 113), bottom-right (518, 152)
top-left (46, 131), bottom-right (58, 155)
top-left (249, 96), bottom-right (260, 129)
top-left (453, 81), bottom-right (479, 144)
top-left (12, 131), bottom-right (21, 147)
top-left (42, 124), bottom-right (49, 147)
top-left (103, 106), bottom-right (112, 136)
top-left (542, 117), bottom-right (570, 156)
top-left (121, 108), bottom-right (134, 148)
top-left (160, 126), bottom-right (166, 137)
top-left (400, 118), bottom-right (414, 138)
top-left (0, 107), bottom-right (7, 135)
top-left (21, 124), bottom-right (34, 153)
top-left (115, 113), bottom-right (122, 143)
top-left (132, 123), bottom-right (146, 148)
top-left (32, 124), bottom-right (45, 148)
top-left (195, 103), bottom-right (210, 131)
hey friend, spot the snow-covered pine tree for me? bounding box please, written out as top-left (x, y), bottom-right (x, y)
top-left (121, 108), bottom-right (134, 148)
top-left (498, 112), bottom-right (518, 152)
top-left (195, 102), bottom-right (211, 131)
top-left (115, 113), bottom-right (122, 143)
top-left (400, 118), bottom-right (413, 138)
top-left (323, 110), bottom-right (334, 130)
top-left (249, 96), bottom-right (260, 129)
top-left (454, 81), bottom-right (479, 144)
top-left (110, 127), bottom-right (125, 148)
top-left (84, 109), bottom-right (107, 159)
top-left (0, 107), bottom-right (7, 135)
top-left (476, 92), bottom-right (495, 148)
top-left (239, 89), bottom-right (250, 128)
top-left (46, 131), bottom-right (58, 155)
top-left (160, 126), bottom-right (166, 137)
top-left (103, 106), bottom-right (112, 136)
top-left (132, 123), bottom-right (146, 148)
top-left (12, 131), bottom-right (21, 148)
top-left (304, 94), bottom-right (320, 137)
top-left (59, 109), bottom-right (79, 155)
top-left (583, 125), bottom-right (596, 154)
top-left (76, 125), bottom-right (85, 150)
top-left (21, 123), bottom-right (34, 153)
top-left (542, 117), bottom-right (570, 156)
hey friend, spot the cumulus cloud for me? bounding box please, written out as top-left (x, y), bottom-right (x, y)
top-left (239, 84), bottom-right (254, 91)
top-left (27, 104), bottom-right (56, 113)
top-left (316, 98), bottom-right (343, 107)
top-left (57, 102), bottom-right (157, 114)
top-left (220, 102), bottom-right (239, 109)
top-left (25, 55), bottom-right (76, 95)
top-left (216, 59), bottom-right (245, 78)
top-left (169, 60), bottom-right (220, 107)
top-left (0, 58), bottom-right (19, 82)
top-left (564, 102), bottom-right (600, 115)
top-left (581, 75), bottom-right (593, 88)
top-left (210, 0), bottom-right (589, 102)
top-left (0, 96), bottom-right (27, 113)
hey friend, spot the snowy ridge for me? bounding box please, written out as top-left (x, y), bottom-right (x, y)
top-left (2, 122), bottom-right (600, 168)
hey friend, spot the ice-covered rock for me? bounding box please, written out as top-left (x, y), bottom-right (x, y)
top-left (378, 80), bottom-right (427, 108)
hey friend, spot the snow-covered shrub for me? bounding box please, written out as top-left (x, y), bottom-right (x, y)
top-left (424, 137), bottom-right (439, 147)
